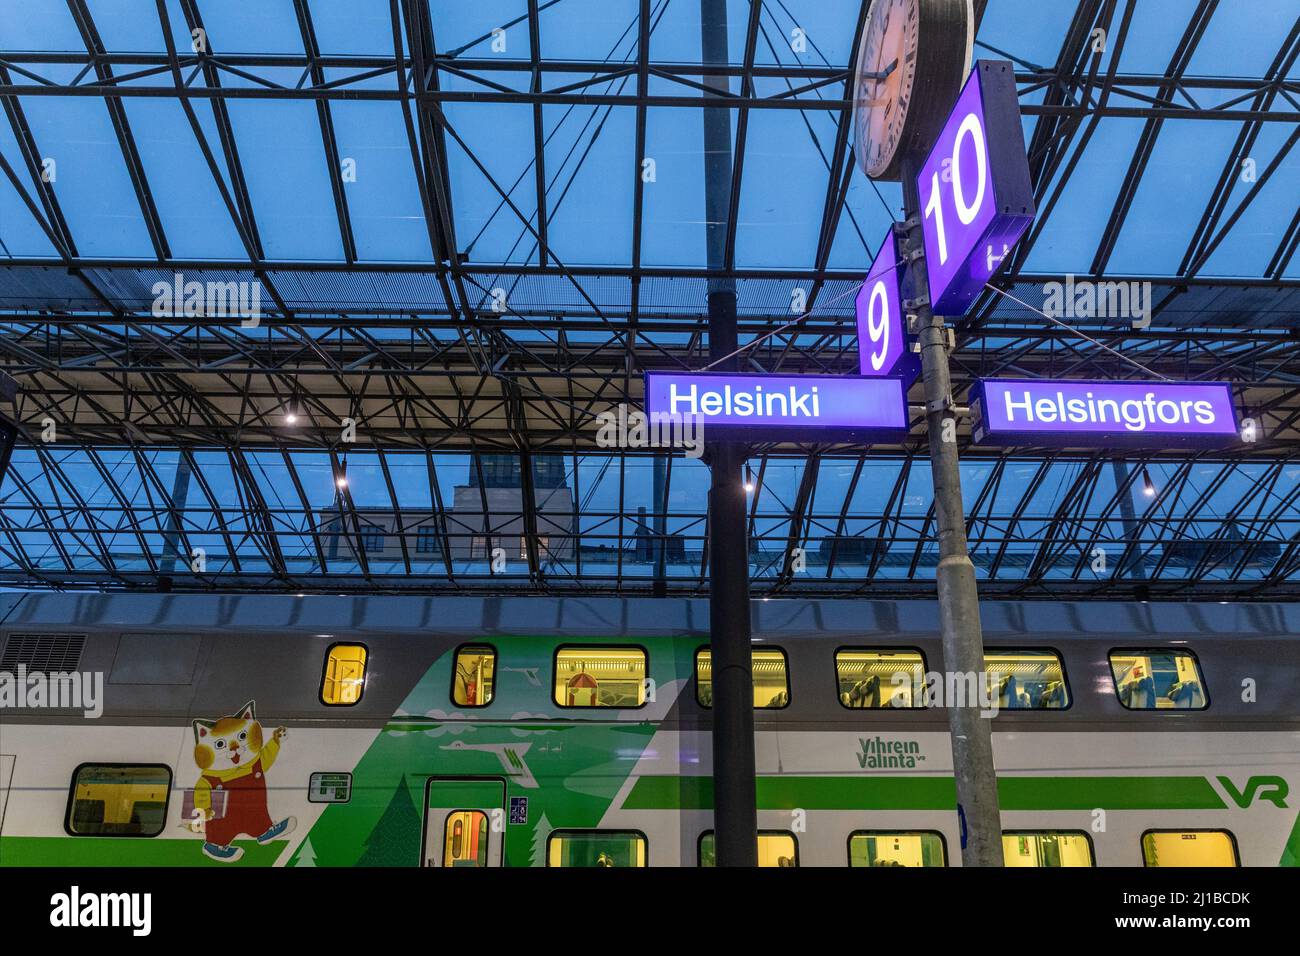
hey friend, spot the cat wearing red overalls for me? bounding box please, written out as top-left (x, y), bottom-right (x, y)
top-left (191, 701), bottom-right (296, 863)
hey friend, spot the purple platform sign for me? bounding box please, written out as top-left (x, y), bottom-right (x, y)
top-left (971, 379), bottom-right (1239, 448)
top-left (917, 61), bottom-right (1035, 316)
top-left (644, 372), bottom-right (908, 441)
top-left (856, 229), bottom-right (905, 377)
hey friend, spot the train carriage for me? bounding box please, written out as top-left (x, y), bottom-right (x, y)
top-left (0, 593), bottom-right (1297, 867)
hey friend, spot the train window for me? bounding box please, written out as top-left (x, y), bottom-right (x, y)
top-left (836, 648), bottom-right (927, 709)
top-left (1142, 830), bottom-right (1238, 867)
top-left (443, 811), bottom-right (490, 867)
top-left (1110, 649), bottom-right (1207, 710)
top-left (699, 831), bottom-right (798, 867)
top-left (547, 831), bottom-right (646, 867)
top-left (66, 764), bottom-right (171, 837)
top-left (320, 643), bottom-right (368, 705)
top-left (983, 649), bottom-right (1069, 709)
top-left (1002, 831), bottom-right (1094, 867)
top-left (452, 645), bottom-right (497, 707)
top-left (696, 648), bottom-right (789, 709)
top-left (553, 646), bottom-right (646, 708)
top-left (849, 831), bottom-right (946, 867)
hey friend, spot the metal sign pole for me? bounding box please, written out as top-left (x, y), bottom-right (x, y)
top-left (901, 155), bottom-right (1004, 867)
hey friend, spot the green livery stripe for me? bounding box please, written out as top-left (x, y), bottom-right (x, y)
top-left (623, 775), bottom-right (1228, 811)
top-left (1280, 812), bottom-right (1300, 866)
top-left (0, 837), bottom-right (289, 867)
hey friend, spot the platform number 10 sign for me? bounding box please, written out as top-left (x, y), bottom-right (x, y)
top-left (917, 61), bottom-right (1035, 317)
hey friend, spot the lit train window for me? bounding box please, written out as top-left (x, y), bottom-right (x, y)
top-left (849, 831), bottom-right (946, 867)
top-left (1002, 831), bottom-right (1094, 867)
top-left (443, 811), bottom-right (490, 867)
top-left (696, 648), bottom-right (789, 709)
top-left (1142, 830), bottom-right (1238, 867)
top-left (547, 831), bottom-right (646, 867)
top-left (452, 645), bottom-right (497, 707)
top-left (553, 646), bottom-right (646, 708)
top-left (320, 643), bottom-right (368, 705)
top-left (836, 648), bottom-right (927, 709)
top-left (983, 649), bottom-right (1069, 709)
top-left (1109, 649), bottom-right (1207, 710)
top-left (65, 764), bottom-right (171, 837)
top-left (699, 831), bottom-right (798, 867)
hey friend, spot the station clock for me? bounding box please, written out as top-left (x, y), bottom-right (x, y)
top-left (852, 0), bottom-right (974, 181)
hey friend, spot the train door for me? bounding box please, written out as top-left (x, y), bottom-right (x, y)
top-left (422, 777), bottom-right (506, 867)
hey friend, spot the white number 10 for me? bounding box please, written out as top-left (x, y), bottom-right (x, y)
top-left (922, 112), bottom-right (988, 269)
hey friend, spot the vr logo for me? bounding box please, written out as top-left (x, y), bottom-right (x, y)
top-left (1218, 775), bottom-right (1288, 809)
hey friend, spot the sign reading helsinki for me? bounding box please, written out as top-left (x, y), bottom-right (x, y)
top-left (643, 372), bottom-right (909, 438)
top-left (971, 379), bottom-right (1239, 447)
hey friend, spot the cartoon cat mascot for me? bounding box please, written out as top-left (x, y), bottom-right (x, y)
top-left (190, 700), bottom-right (296, 863)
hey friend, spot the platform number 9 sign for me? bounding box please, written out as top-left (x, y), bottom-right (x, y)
top-left (855, 229), bottom-right (905, 378)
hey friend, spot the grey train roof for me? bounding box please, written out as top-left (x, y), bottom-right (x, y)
top-left (2, 592), bottom-right (1297, 640)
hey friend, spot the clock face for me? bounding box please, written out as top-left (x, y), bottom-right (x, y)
top-left (853, 0), bottom-right (973, 182)
top-left (854, 0), bottom-right (920, 180)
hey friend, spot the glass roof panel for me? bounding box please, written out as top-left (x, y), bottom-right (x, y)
top-left (329, 101), bottom-right (435, 262)
top-left (18, 95), bottom-right (155, 257)
top-left (224, 100), bottom-right (346, 260)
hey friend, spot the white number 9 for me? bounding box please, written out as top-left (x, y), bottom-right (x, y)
top-left (867, 280), bottom-right (889, 371)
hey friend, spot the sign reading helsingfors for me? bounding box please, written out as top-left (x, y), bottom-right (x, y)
top-left (643, 372), bottom-right (909, 440)
top-left (971, 379), bottom-right (1240, 448)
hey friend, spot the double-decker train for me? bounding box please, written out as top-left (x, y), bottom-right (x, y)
top-left (0, 593), bottom-right (1296, 867)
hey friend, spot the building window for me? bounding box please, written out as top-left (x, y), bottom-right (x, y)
top-left (984, 649), bottom-right (1069, 709)
top-left (66, 764), bottom-right (171, 837)
top-left (553, 646), bottom-right (646, 708)
top-left (517, 536), bottom-right (551, 560)
top-left (415, 526), bottom-right (440, 554)
top-left (1002, 831), bottom-right (1094, 867)
top-left (849, 831), bottom-right (946, 867)
top-left (836, 648), bottom-right (927, 709)
top-left (444, 811), bottom-right (490, 867)
top-left (452, 645), bottom-right (497, 707)
top-left (470, 535), bottom-right (499, 560)
top-left (699, 831), bottom-right (797, 867)
top-left (547, 830), bottom-right (646, 867)
top-left (696, 648), bottom-right (789, 709)
top-left (321, 643), bottom-right (368, 705)
top-left (1110, 649), bottom-right (1207, 709)
top-left (1142, 830), bottom-right (1238, 867)
top-left (359, 523), bottom-right (384, 553)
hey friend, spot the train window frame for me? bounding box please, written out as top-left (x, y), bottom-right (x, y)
top-left (1108, 646), bottom-right (1210, 711)
top-left (63, 762), bottom-right (173, 838)
top-left (694, 645), bottom-right (792, 710)
top-left (847, 829), bottom-right (948, 867)
top-left (1140, 829), bottom-right (1240, 867)
top-left (449, 642), bottom-right (498, 709)
top-left (697, 829), bottom-right (800, 867)
top-left (551, 644), bottom-right (650, 711)
top-left (318, 641), bottom-right (369, 707)
top-left (545, 828), bottom-right (649, 867)
top-left (983, 646), bottom-right (1073, 712)
top-left (442, 808), bottom-right (491, 867)
top-left (833, 645), bottom-right (930, 711)
top-left (1001, 829), bottom-right (1096, 867)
